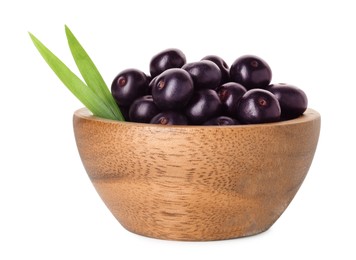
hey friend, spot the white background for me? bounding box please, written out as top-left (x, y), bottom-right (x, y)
top-left (1, 0), bottom-right (355, 259)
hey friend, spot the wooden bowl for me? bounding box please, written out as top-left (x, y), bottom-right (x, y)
top-left (73, 108), bottom-right (320, 241)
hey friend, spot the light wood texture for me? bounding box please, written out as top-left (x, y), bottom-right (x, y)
top-left (73, 108), bottom-right (320, 241)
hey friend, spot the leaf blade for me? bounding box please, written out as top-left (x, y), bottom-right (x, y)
top-left (29, 32), bottom-right (117, 120)
top-left (65, 25), bottom-right (124, 121)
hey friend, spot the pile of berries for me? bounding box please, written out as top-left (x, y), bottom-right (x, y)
top-left (111, 49), bottom-right (308, 125)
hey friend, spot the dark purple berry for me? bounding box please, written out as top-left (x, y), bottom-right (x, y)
top-left (237, 89), bottom-right (281, 124)
top-left (267, 83), bottom-right (308, 120)
top-left (111, 69), bottom-right (149, 106)
top-left (129, 95), bottom-right (160, 123)
top-left (230, 55), bottom-right (272, 90)
top-left (185, 89), bottom-right (222, 125)
top-left (182, 60), bottom-right (222, 89)
top-left (216, 82), bottom-right (247, 117)
top-left (150, 111), bottom-right (188, 125)
top-left (152, 68), bottom-right (194, 111)
top-left (203, 116), bottom-right (240, 126)
top-left (201, 55), bottom-right (230, 84)
top-left (149, 48), bottom-right (186, 78)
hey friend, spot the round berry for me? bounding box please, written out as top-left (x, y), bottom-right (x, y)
top-left (152, 68), bottom-right (194, 111)
top-left (267, 83), bottom-right (308, 120)
top-left (111, 68), bottom-right (149, 106)
top-left (182, 60), bottom-right (222, 89)
top-left (230, 55), bottom-right (272, 90)
top-left (185, 89), bottom-right (222, 125)
top-left (149, 48), bottom-right (186, 78)
top-left (129, 95), bottom-right (160, 123)
top-left (237, 89), bottom-right (281, 124)
top-left (216, 82), bottom-right (247, 117)
top-left (201, 55), bottom-right (230, 84)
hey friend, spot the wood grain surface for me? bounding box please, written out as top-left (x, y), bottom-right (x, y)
top-left (73, 108), bottom-right (321, 241)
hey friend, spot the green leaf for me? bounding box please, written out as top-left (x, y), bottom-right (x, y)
top-left (65, 25), bottom-right (124, 121)
top-left (29, 32), bottom-right (118, 120)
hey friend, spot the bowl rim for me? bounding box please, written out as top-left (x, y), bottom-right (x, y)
top-left (74, 107), bottom-right (320, 129)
